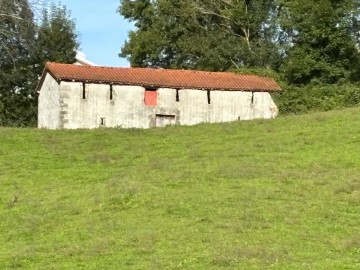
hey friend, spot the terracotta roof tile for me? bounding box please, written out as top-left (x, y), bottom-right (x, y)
top-left (40, 62), bottom-right (281, 92)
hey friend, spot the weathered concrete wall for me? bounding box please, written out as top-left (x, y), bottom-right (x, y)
top-left (209, 91), bottom-right (252, 122)
top-left (177, 89), bottom-right (210, 125)
top-left (39, 78), bottom-right (278, 129)
top-left (154, 89), bottom-right (278, 125)
top-left (251, 92), bottom-right (278, 119)
top-left (38, 74), bottom-right (61, 129)
top-left (112, 85), bottom-right (150, 129)
top-left (59, 83), bottom-right (152, 129)
top-left (58, 81), bottom-right (84, 129)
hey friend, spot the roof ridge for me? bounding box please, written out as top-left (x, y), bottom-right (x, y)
top-left (46, 62), bottom-right (270, 79)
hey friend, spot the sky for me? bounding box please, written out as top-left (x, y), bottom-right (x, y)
top-left (58, 0), bottom-right (133, 67)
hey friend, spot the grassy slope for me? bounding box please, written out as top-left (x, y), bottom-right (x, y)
top-left (1, 108), bottom-right (360, 269)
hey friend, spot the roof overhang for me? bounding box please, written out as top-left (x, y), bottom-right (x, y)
top-left (36, 62), bottom-right (282, 92)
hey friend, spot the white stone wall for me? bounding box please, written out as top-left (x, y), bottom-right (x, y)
top-left (112, 85), bottom-right (149, 129)
top-left (58, 81), bottom-right (87, 129)
top-left (58, 83), bottom-right (151, 129)
top-left (38, 74), bottom-right (61, 129)
top-left (154, 89), bottom-right (278, 126)
top-left (38, 77), bottom-right (279, 129)
top-left (177, 89), bottom-right (210, 125)
top-left (251, 92), bottom-right (278, 119)
top-left (209, 91), bottom-right (252, 122)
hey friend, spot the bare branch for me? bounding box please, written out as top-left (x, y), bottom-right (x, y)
top-left (230, 58), bottom-right (240, 69)
top-left (193, 0), bottom-right (253, 51)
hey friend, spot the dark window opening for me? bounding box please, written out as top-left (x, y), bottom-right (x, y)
top-left (207, 90), bottom-right (211, 104)
top-left (110, 85), bottom-right (113, 100)
top-left (100, 117), bottom-right (106, 126)
top-left (176, 89), bottom-right (180, 102)
top-left (144, 89), bottom-right (158, 106)
top-left (82, 83), bottom-right (86, 99)
top-left (251, 92), bottom-right (254, 104)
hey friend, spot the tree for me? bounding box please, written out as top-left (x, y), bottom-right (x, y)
top-left (193, 0), bottom-right (281, 68)
top-left (118, 0), bottom-right (280, 71)
top-left (33, 4), bottom-right (79, 75)
top-left (279, 0), bottom-right (360, 85)
top-left (0, 0), bottom-right (79, 127)
top-left (0, 0), bottom-right (35, 67)
top-left (0, 0), bottom-right (36, 126)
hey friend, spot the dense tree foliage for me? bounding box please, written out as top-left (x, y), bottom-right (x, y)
top-left (119, 0), bottom-right (280, 71)
top-left (36, 4), bottom-right (79, 63)
top-left (194, 0), bottom-right (281, 68)
top-left (0, 0), bottom-right (36, 126)
top-left (33, 4), bottom-right (78, 75)
top-left (119, 0), bottom-right (360, 81)
top-left (119, 0), bottom-right (360, 113)
top-left (279, 0), bottom-right (360, 85)
top-left (0, 0), bottom-right (78, 127)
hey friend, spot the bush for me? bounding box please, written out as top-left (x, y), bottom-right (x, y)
top-left (272, 83), bottom-right (360, 114)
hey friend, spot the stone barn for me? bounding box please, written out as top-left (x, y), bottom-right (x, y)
top-left (37, 62), bottom-right (281, 129)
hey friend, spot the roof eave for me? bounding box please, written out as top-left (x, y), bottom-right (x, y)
top-left (36, 63), bottom-right (63, 92)
top-left (53, 78), bottom-right (281, 92)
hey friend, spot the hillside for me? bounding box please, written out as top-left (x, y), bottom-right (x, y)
top-left (1, 108), bottom-right (360, 269)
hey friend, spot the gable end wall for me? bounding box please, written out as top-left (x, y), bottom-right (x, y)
top-left (38, 73), bottom-right (61, 129)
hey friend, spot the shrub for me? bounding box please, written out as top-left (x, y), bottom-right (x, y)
top-left (273, 83), bottom-right (360, 114)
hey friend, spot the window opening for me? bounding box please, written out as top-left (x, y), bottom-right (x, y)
top-left (176, 89), bottom-right (180, 102)
top-left (110, 85), bottom-right (113, 100)
top-left (207, 90), bottom-right (211, 104)
top-left (82, 83), bottom-right (86, 99)
top-left (251, 92), bottom-right (254, 104)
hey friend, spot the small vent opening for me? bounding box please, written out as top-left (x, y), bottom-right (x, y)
top-left (100, 117), bottom-right (106, 127)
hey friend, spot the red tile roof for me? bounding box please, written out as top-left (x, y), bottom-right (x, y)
top-left (39, 62), bottom-right (281, 92)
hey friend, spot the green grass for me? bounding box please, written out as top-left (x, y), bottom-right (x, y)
top-left (1, 108), bottom-right (360, 269)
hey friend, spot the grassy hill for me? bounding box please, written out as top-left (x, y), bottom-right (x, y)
top-left (1, 108), bottom-right (360, 269)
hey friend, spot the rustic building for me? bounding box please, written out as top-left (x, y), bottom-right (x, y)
top-left (37, 62), bottom-right (281, 129)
